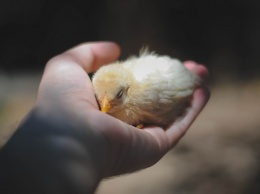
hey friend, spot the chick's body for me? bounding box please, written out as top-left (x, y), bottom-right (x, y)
top-left (92, 53), bottom-right (200, 127)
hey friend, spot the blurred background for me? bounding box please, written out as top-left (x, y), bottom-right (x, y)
top-left (0, 0), bottom-right (260, 193)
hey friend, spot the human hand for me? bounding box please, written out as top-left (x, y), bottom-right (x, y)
top-left (1, 42), bottom-right (209, 194)
top-left (34, 42), bottom-right (209, 178)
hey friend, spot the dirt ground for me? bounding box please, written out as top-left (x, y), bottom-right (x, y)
top-left (1, 73), bottom-right (260, 194)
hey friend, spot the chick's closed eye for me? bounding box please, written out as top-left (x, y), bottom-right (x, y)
top-left (116, 89), bottom-right (124, 99)
top-left (92, 51), bottom-right (200, 128)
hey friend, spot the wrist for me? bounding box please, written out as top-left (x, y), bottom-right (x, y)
top-left (1, 107), bottom-right (108, 194)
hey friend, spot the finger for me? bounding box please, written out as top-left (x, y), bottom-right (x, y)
top-left (47, 41), bottom-right (121, 73)
top-left (165, 87), bottom-right (210, 146)
top-left (145, 63), bottom-right (210, 150)
top-left (67, 42), bottom-right (121, 72)
top-left (40, 42), bottom-right (120, 92)
top-left (184, 61), bottom-right (209, 81)
top-left (37, 42), bottom-right (120, 110)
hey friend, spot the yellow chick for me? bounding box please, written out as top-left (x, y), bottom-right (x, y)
top-left (92, 51), bottom-right (200, 128)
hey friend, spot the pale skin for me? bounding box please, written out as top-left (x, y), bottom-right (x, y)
top-left (0, 42), bottom-right (210, 194)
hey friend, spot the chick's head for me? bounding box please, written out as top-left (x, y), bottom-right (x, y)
top-left (92, 64), bottom-right (132, 113)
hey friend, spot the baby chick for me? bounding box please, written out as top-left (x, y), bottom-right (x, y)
top-left (92, 51), bottom-right (200, 128)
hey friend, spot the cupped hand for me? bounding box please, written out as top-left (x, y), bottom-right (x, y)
top-left (35, 42), bottom-right (210, 177)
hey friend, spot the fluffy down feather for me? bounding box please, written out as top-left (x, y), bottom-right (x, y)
top-left (92, 51), bottom-right (200, 128)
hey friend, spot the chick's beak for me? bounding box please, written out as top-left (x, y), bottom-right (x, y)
top-left (100, 95), bottom-right (111, 113)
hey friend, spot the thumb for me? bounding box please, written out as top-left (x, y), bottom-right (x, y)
top-left (47, 41), bottom-right (121, 73)
top-left (69, 42), bottom-right (121, 73)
